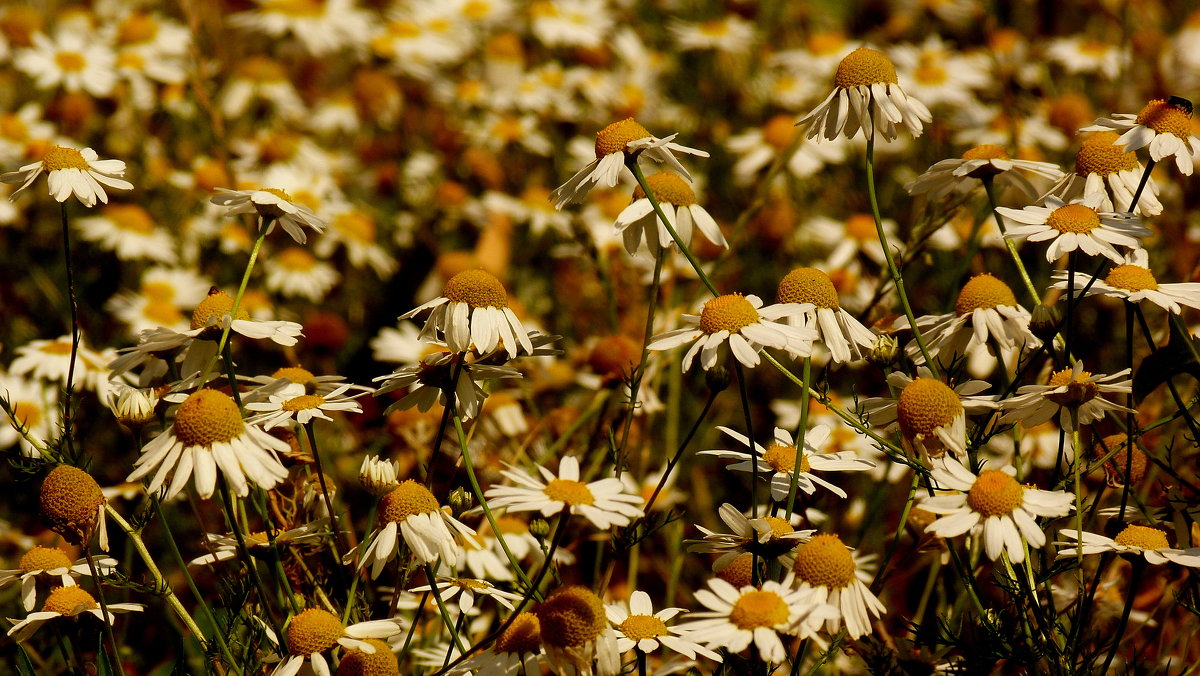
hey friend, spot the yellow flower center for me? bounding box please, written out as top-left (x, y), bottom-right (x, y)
top-left (40, 466), bottom-right (104, 546)
top-left (116, 51), bottom-right (145, 71)
top-left (40, 145), bottom-right (90, 171)
top-left (1045, 368), bottom-right (1099, 406)
top-left (896, 378), bottom-right (962, 438)
top-left (39, 340), bottom-right (74, 355)
top-left (191, 289), bottom-right (250, 330)
top-left (777, 267), bottom-right (840, 309)
top-left (966, 469), bottom-right (1024, 517)
top-left (464, 1), bottom-right (497, 21)
top-left (105, 204), bottom-right (156, 234)
top-left (1046, 203), bottom-right (1100, 234)
top-left (762, 442), bottom-right (810, 474)
top-left (173, 389), bottom-right (245, 447)
top-left (11, 401), bottom-right (42, 429)
top-left (336, 638), bottom-right (398, 676)
top-left (962, 144), bottom-right (1010, 161)
top-left (286, 608), bottom-right (344, 656)
top-left (282, 394), bottom-right (325, 412)
top-left (699, 294), bottom-right (759, 335)
top-left (143, 300), bottom-right (181, 325)
top-left (808, 32), bottom-right (845, 55)
top-left (762, 114), bottom-right (798, 151)
top-left (379, 480), bottom-right (440, 523)
top-left (913, 54), bottom-right (947, 85)
top-left (1076, 131), bottom-right (1140, 177)
top-left (237, 55), bottom-right (286, 82)
top-left (1104, 264), bottom-right (1158, 292)
top-left (334, 210), bottom-right (376, 243)
top-left (631, 172), bottom-right (696, 206)
top-left (844, 213), bottom-right (877, 242)
top-left (619, 614), bottom-right (669, 642)
top-left (537, 585), bottom-right (606, 648)
top-left (495, 612), bottom-right (542, 655)
top-left (833, 47), bottom-right (898, 89)
top-left (273, 366), bottom-right (316, 387)
top-left (54, 51), bottom-right (86, 72)
top-left (543, 478), bottom-right (595, 506)
top-left (19, 545), bottom-right (73, 573)
top-left (728, 589), bottom-right (789, 630)
top-left (43, 586), bottom-right (98, 616)
top-left (443, 269), bottom-right (508, 309)
top-left (594, 118), bottom-right (652, 158)
top-left (117, 12), bottom-right (158, 44)
top-left (1113, 524), bottom-right (1170, 550)
top-left (792, 533), bottom-right (857, 589)
top-left (277, 247), bottom-right (318, 271)
top-left (717, 553), bottom-right (756, 588)
top-left (955, 273), bottom-right (1018, 315)
top-left (1135, 99), bottom-right (1192, 138)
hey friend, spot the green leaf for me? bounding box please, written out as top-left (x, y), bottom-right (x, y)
top-left (16, 644), bottom-right (37, 676)
top-left (97, 635), bottom-right (115, 676)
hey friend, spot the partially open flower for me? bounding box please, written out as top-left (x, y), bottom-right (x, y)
top-left (40, 465), bottom-right (108, 551)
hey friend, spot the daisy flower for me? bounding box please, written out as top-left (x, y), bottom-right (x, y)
top-left (687, 503), bottom-right (815, 571)
top-left (906, 144), bottom-right (1065, 199)
top-left (1045, 130), bottom-right (1162, 215)
top-left (358, 480), bottom-right (475, 578)
top-left (10, 334), bottom-right (113, 396)
top-left (799, 46), bottom-right (932, 142)
top-left (550, 117), bottom-right (709, 209)
top-left (669, 15), bottom-right (756, 54)
top-left (245, 383), bottom-right (364, 429)
top-left (1045, 36), bottom-right (1129, 80)
top-left (776, 267), bottom-right (877, 363)
top-left (313, 206), bottom-right (398, 276)
top-left (537, 585), bottom-right (621, 676)
top-left (1082, 97), bottom-right (1200, 175)
top-left (271, 608), bottom-right (404, 676)
top-left (373, 350), bottom-right (523, 420)
top-left (39, 465), bottom-right (110, 551)
top-left (408, 576), bottom-right (523, 613)
top-left (7, 586), bottom-right (143, 643)
top-left (921, 456), bottom-right (1075, 564)
top-left (787, 533), bottom-right (885, 639)
top-left (211, 187), bottom-right (327, 244)
top-left (607, 590), bottom-right (721, 662)
top-left (359, 455), bottom-right (403, 497)
top-left (231, 0), bottom-right (371, 56)
top-left (1050, 248), bottom-right (1200, 314)
top-left (860, 371), bottom-right (995, 459)
top-left (725, 115), bottom-right (849, 184)
top-left (678, 578), bottom-right (837, 664)
top-left (75, 204), bottom-right (176, 262)
top-left (999, 361), bottom-right (1133, 432)
top-left (218, 56), bottom-right (306, 120)
top-left (2, 145), bottom-right (132, 207)
top-left (1056, 525), bottom-right (1200, 567)
top-left (262, 247), bottom-right (340, 301)
top-left (888, 35), bottom-right (991, 109)
top-left (0, 546), bottom-right (117, 612)
top-left (484, 455), bottom-right (644, 530)
top-left (449, 611), bottom-right (549, 675)
top-left (648, 293), bottom-right (815, 371)
top-left (13, 30), bottom-right (117, 96)
top-left (995, 193), bottom-right (1150, 263)
top-left (188, 521), bottom-right (328, 566)
top-left (126, 388), bottom-right (291, 500)
top-left (701, 425), bottom-right (874, 501)
top-left (401, 268), bottom-right (533, 358)
top-left (612, 170), bottom-right (726, 255)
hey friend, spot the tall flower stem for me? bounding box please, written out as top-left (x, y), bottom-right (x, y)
top-left (197, 220), bottom-right (271, 387)
top-left (424, 563), bottom-right (467, 655)
top-left (304, 422), bottom-right (350, 598)
top-left (983, 177), bottom-right (1040, 305)
top-left (59, 203), bottom-right (80, 457)
top-left (733, 361), bottom-right (760, 587)
top-left (627, 160), bottom-right (719, 297)
top-left (642, 389), bottom-right (718, 514)
top-left (1071, 418), bottom-right (1084, 588)
top-left (783, 357), bottom-right (812, 520)
top-left (84, 549), bottom-right (126, 676)
top-left (216, 480), bottom-right (284, 640)
top-left (616, 249), bottom-right (664, 477)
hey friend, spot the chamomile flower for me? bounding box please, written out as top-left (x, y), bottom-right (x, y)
top-left (995, 193), bottom-right (1150, 263)
top-left (373, 349), bottom-right (523, 420)
top-left (647, 293), bottom-right (815, 371)
top-left (1050, 248), bottom-right (1200, 314)
top-left (725, 115), bottom-right (849, 184)
top-left (75, 204), bottom-right (176, 262)
top-left (7, 586), bottom-right (143, 643)
top-left (0, 546), bottom-right (116, 611)
top-left (262, 247), bottom-right (340, 301)
top-left (126, 389), bottom-right (291, 500)
top-left (231, 0), bottom-right (371, 56)
top-left (1082, 97), bottom-right (1200, 175)
top-left (211, 187), bottom-right (327, 244)
top-left (999, 362), bottom-right (1133, 433)
top-left (359, 456), bottom-right (403, 497)
top-left (687, 503), bottom-right (815, 571)
top-left (10, 335), bottom-right (112, 396)
top-left (188, 521), bottom-right (328, 566)
top-left (39, 465), bottom-right (110, 551)
top-left (535, 585), bottom-right (621, 676)
top-left (1045, 130), bottom-right (1162, 215)
top-left (921, 456), bottom-right (1074, 564)
top-left (484, 455), bottom-right (644, 530)
top-left (271, 608), bottom-right (404, 676)
top-left (0, 372), bottom-right (59, 456)
top-left (244, 383), bottom-right (364, 430)
top-left (612, 170), bottom-right (726, 255)
top-left (788, 533), bottom-right (885, 639)
top-left (1045, 36), bottom-right (1129, 80)
top-left (776, 267), bottom-right (877, 363)
top-left (701, 425), bottom-right (874, 501)
top-left (1056, 525), bottom-right (1200, 567)
top-left (408, 576), bottom-right (523, 613)
top-left (906, 144), bottom-right (1065, 199)
top-left (14, 30), bottom-right (117, 96)
top-left (247, 365), bottom-right (364, 397)
top-left (449, 611), bottom-right (548, 675)
top-left (550, 118), bottom-right (709, 209)
top-left (607, 590), bottom-right (721, 661)
top-left (2, 145), bottom-right (132, 207)
top-left (401, 269), bottom-right (533, 358)
top-left (669, 15), bottom-right (756, 54)
top-left (860, 371), bottom-right (995, 459)
top-left (313, 206), bottom-right (397, 277)
top-left (799, 46), bottom-right (932, 142)
top-left (218, 56), bottom-right (305, 120)
top-left (358, 480), bottom-right (475, 577)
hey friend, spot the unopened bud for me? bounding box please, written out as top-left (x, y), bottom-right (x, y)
top-left (529, 518), bottom-right (550, 541)
top-left (867, 335), bottom-right (898, 369)
top-left (1030, 303), bottom-right (1060, 342)
top-left (359, 456), bottom-right (401, 497)
top-left (448, 487), bottom-right (473, 516)
top-left (109, 384), bottom-right (158, 429)
top-left (705, 366), bottom-right (731, 393)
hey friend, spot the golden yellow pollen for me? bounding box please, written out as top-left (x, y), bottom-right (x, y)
top-left (144, 299), bottom-right (182, 325)
top-left (273, 366), bottom-right (316, 387)
top-left (543, 478), bottom-right (595, 506)
top-left (1113, 524), bottom-right (1170, 550)
top-left (40, 145), bottom-right (90, 171)
top-left (19, 546), bottom-right (73, 573)
top-left (762, 114), bottom-right (798, 151)
top-left (1045, 368), bottom-right (1099, 406)
top-left (762, 442), bottom-right (810, 474)
top-left (1135, 99), bottom-right (1192, 138)
top-left (39, 340), bottom-right (74, 355)
top-left (379, 480), bottom-right (440, 523)
top-left (442, 269), bottom-right (508, 309)
top-left (537, 586), bottom-right (606, 648)
top-left (961, 144), bottom-right (1010, 162)
top-left (717, 553), bottom-right (756, 588)
top-left (43, 586), bottom-right (98, 616)
top-left (334, 210), bottom-right (376, 243)
top-left (619, 614), bottom-right (669, 642)
top-left (1076, 131), bottom-right (1140, 177)
top-left (699, 294), bottom-right (759, 335)
top-left (792, 533), bottom-right (857, 589)
top-left (728, 589), bottom-right (789, 630)
top-left (117, 12), bottom-right (158, 44)
top-left (913, 54), bottom-right (947, 85)
top-left (955, 273), bottom-right (1018, 315)
top-left (278, 247), bottom-right (318, 271)
top-left (1046, 203), bottom-right (1100, 234)
top-left (54, 51), bottom-right (85, 72)
top-left (1104, 264), bottom-right (1158, 292)
top-left (495, 612), bottom-right (542, 655)
top-left (336, 638), bottom-right (398, 676)
top-left (286, 608), bottom-right (344, 656)
top-left (631, 172), bottom-right (696, 206)
top-left (896, 378), bottom-right (962, 438)
top-left (594, 118), bottom-right (652, 158)
top-left (173, 389), bottom-right (245, 447)
top-left (833, 47), bottom-right (898, 89)
top-left (191, 289), bottom-right (249, 330)
top-left (1047, 93), bottom-right (1095, 135)
top-left (282, 394), bottom-right (325, 412)
top-left (105, 204), bottom-right (156, 234)
top-left (966, 470), bottom-right (1024, 517)
top-left (1096, 433), bottom-right (1147, 486)
top-left (116, 51), bottom-right (145, 71)
top-left (777, 267), bottom-right (840, 309)
top-left (40, 465), bottom-right (105, 547)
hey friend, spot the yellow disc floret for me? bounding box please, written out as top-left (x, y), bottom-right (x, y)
top-left (336, 638), bottom-right (398, 676)
top-left (286, 608), bottom-right (345, 656)
top-left (543, 478), bottom-right (595, 506)
top-left (379, 480), bottom-right (440, 523)
top-left (278, 247), bottom-right (318, 271)
top-left (1113, 524), bottom-right (1170, 550)
top-left (283, 394), bottom-right (325, 412)
top-left (618, 614), bottom-right (669, 642)
top-left (495, 612), bottom-right (542, 655)
top-left (777, 267), bottom-right (840, 309)
top-left (1045, 368), bottom-right (1099, 406)
top-left (594, 118), bottom-right (652, 158)
top-left (442, 269), bottom-right (508, 309)
top-left (19, 545), bottom-right (73, 573)
top-left (966, 470), bottom-right (1024, 517)
top-left (717, 553), bottom-right (756, 588)
top-left (896, 378), bottom-right (962, 438)
top-left (1104, 265), bottom-right (1158, 292)
top-left (834, 47), bottom-right (898, 89)
top-left (39, 466), bottom-right (104, 545)
top-left (192, 289), bottom-right (249, 330)
top-left (1135, 99), bottom-right (1192, 138)
top-left (699, 294), bottom-right (759, 335)
top-left (537, 585), bottom-right (606, 648)
top-left (105, 205), bottom-right (156, 233)
top-left (631, 172), bottom-right (696, 206)
top-left (40, 145), bottom-right (90, 171)
top-left (792, 533), bottom-right (857, 589)
top-left (1046, 203), bottom-right (1100, 234)
top-left (728, 589), bottom-right (789, 630)
top-left (961, 144), bottom-right (1010, 177)
top-left (762, 114), bottom-right (798, 151)
top-left (273, 366), bottom-right (316, 388)
top-left (1076, 131), bottom-right (1140, 177)
top-left (43, 586), bottom-right (98, 616)
top-left (955, 273), bottom-right (1018, 315)
top-left (173, 390), bottom-right (244, 447)
top-left (762, 442), bottom-right (810, 474)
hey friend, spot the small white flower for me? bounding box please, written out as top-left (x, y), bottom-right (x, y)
top-left (701, 425), bottom-right (873, 501)
top-left (401, 269), bottom-right (533, 358)
top-left (7, 586), bottom-right (143, 643)
top-left (995, 193), bottom-right (1150, 263)
top-left (1050, 248), bottom-right (1200, 314)
top-left (612, 170), bottom-right (726, 255)
top-left (245, 383), bottom-right (364, 429)
top-left (607, 590), bottom-right (721, 661)
top-left (1081, 97), bottom-right (1200, 175)
top-left (211, 187), bottom-right (327, 244)
top-left (799, 46), bottom-right (932, 142)
top-left (906, 144), bottom-right (1064, 199)
top-left (357, 480), bottom-right (474, 578)
top-left (0, 546), bottom-right (116, 612)
top-left (2, 145), bottom-right (132, 207)
top-left (484, 455), bottom-right (644, 530)
top-left (270, 608), bottom-right (404, 676)
top-left (1057, 525), bottom-right (1200, 567)
top-left (648, 293), bottom-right (815, 371)
top-left (999, 361), bottom-right (1133, 433)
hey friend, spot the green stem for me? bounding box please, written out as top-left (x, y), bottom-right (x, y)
top-left (733, 362), bottom-right (760, 586)
top-left (983, 177), bottom-right (1040, 305)
top-left (783, 357), bottom-right (812, 520)
top-left (304, 422), bottom-right (350, 598)
top-left (616, 249), bottom-right (664, 478)
top-left (627, 160), bottom-right (719, 297)
top-left (59, 203), bottom-right (79, 458)
top-left (83, 550), bottom-right (126, 676)
top-left (217, 480), bottom-right (284, 640)
top-left (424, 563), bottom-right (467, 656)
top-left (197, 221), bottom-right (270, 387)
top-left (643, 390), bottom-right (718, 514)
top-left (342, 502), bottom-right (377, 624)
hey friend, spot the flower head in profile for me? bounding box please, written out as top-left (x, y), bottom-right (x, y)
top-left (357, 480), bottom-right (475, 578)
top-left (1044, 130), bottom-right (1162, 215)
top-left (906, 144), bottom-right (1064, 199)
top-left (484, 455), bottom-right (644, 530)
top-left (613, 170), bottom-right (727, 255)
top-left (788, 533), bottom-right (885, 639)
top-left (401, 269), bottom-right (533, 358)
top-left (995, 193), bottom-right (1150, 263)
top-left (776, 267), bottom-right (877, 363)
top-left (537, 585), bottom-right (620, 676)
top-left (647, 293), bottom-right (815, 371)
top-left (39, 465), bottom-right (110, 551)
top-left (270, 608), bottom-right (404, 676)
top-left (1051, 248), bottom-right (1200, 315)
top-left (2, 145), bottom-right (132, 207)
top-left (687, 503), bottom-right (815, 571)
top-left (607, 590), bottom-right (721, 662)
top-left (0, 546), bottom-right (116, 612)
top-left (450, 611), bottom-right (548, 675)
top-left (211, 187), bottom-right (327, 244)
top-left (799, 46), bottom-right (932, 142)
top-left (7, 585), bottom-right (143, 643)
top-left (1082, 97), bottom-right (1200, 175)
top-left (860, 371), bottom-right (994, 459)
top-left (1057, 524), bottom-right (1200, 567)
top-left (999, 361), bottom-right (1132, 433)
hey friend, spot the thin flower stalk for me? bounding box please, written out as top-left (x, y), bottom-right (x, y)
top-left (982, 176), bottom-right (1041, 305)
top-left (304, 422), bottom-right (350, 597)
top-left (83, 549), bottom-right (126, 676)
top-left (628, 160), bottom-right (719, 297)
top-left (197, 219), bottom-right (270, 387)
top-left (424, 562), bottom-right (468, 657)
top-left (783, 357), bottom-right (812, 520)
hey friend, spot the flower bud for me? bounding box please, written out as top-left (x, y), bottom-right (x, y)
top-left (529, 518), bottom-right (550, 541)
top-left (109, 384), bottom-right (158, 429)
top-left (1030, 303), bottom-right (1060, 343)
top-left (705, 365), bottom-right (731, 393)
top-left (867, 334), bottom-right (898, 369)
top-left (359, 456), bottom-right (401, 497)
top-left (448, 487), bottom-right (473, 516)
